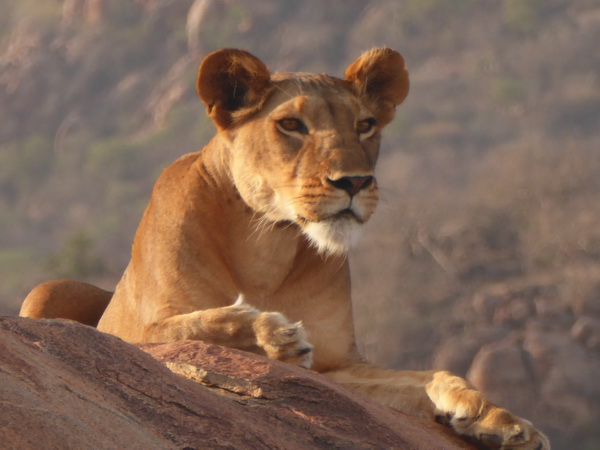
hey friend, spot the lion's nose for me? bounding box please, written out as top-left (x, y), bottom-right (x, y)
top-left (327, 175), bottom-right (374, 197)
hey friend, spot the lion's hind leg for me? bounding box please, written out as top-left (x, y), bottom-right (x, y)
top-left (20, 280), bottom-right (112, 327)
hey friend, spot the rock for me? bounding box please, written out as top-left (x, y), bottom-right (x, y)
top-left (61, 0), bottom-right (106, 26)
top-left (571, 315), bottom-right (600, 350)
top-left (186, 0), bottom-right (219, 55)
top-left (464, 318), bottom-right (600, 441)
top-left (0, 316), bottom-right (473, 449)
top-left (523, 321), bottom-right (600, 429)
top-left (432, 328), bottom-right (508, 377)
top-left (467, 332), bottom-right (538, 417)
top-left (432, 335), bottom-right (479, 376)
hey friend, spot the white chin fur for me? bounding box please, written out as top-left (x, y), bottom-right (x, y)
top-left (303, 218), bottom-right (363, 256)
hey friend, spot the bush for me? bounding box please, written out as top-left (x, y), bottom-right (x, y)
top-left (46, 230), bottom-right (106, 280)
top-left (504, 0), bottom-right (542, 35)
top-left (0, 136), bottom-right (54, 205)
top-left (490, 77), bottom-right (528, 106)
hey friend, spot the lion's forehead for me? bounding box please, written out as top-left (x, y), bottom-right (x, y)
top-left (266, 74), bottom-right (366, 125)
top-left (271, 71), bottom-right (348, 87)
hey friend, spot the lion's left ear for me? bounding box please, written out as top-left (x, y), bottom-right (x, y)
top-left (344, 48), bottom-right (409, 128)
top-left (197, 49), bottom-right (273, 130)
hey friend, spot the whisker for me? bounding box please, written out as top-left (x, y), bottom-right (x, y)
top-left (377, 189), bottom-right (401, 212)
top-left (336, 252), bottom-right (349, 271)
top-left (248, 210), bottom-right (275, 241)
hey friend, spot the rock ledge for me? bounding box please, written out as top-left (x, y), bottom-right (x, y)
top-left (0, 316), bottom-right (473, 449)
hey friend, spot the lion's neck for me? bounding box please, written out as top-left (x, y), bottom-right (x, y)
top-left (199, 137), bottom-right (308, 298)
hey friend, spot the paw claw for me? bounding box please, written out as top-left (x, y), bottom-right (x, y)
top-left (479, 433), bottom-right (503, 449)
top-left (296, 346), bottom-right (313, 356)
top-left (435, 414), bottom-right (447, 425)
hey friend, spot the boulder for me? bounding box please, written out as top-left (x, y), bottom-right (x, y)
top-left (466, 319), bottom-right (600, 438)
top-left (0, 316), bottom-right (473, 449)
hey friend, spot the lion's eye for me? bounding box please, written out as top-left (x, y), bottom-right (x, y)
top-left (277, 118), bottom-right (306, 134)
top-left (357, 118), bottom-right (377, 135)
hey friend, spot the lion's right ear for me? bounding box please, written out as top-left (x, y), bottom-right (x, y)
top-left (197, 49), bottom-right (273, 130)
top-left (344, 48), bottom-right (409, 128)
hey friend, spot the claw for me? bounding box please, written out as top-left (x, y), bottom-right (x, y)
top-left (296, 346), bottom-right (313, 356)
top-left (479, 433), bottom-right (503, 449)
top-left (435, 414), bottom-right (448, 426)
top-left (434, 412), bottom-right (453, 426)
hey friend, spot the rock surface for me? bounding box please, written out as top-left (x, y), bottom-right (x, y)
top-left (0, 316), bottom-right (473, 449)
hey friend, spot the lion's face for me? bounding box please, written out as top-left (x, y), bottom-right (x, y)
top-left (197, 49), bottom-right (409, 255)
top-left (229, 75), bottom-right (382, 255)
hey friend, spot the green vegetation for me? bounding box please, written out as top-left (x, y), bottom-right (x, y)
top-left (504, 0), bottom-right (543, 34)
top-left (0, 247), bottom-right (41, 314)
top-left (46, 230), bottom-right (106, 280)
top-left (0, 136), bottom-right (54, 203)
top-left (490, 77), bottom-right (528, 105)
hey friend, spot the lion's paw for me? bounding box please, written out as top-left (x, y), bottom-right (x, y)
top-left (427, 371), bottom-right (550, 449)
top-left (253, 310), bottom-right (313, 369)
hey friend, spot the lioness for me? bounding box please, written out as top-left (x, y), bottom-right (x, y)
top-left (21, 48), bottom-right (549, 449)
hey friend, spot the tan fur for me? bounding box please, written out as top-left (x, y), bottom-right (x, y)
top-left (21, 48), bottom-right (548, 449)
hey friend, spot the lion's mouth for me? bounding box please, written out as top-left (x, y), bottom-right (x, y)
top-left (297, 208), bottom-right (364, 225)
top-left (332, 208), bottom-right (364, 223)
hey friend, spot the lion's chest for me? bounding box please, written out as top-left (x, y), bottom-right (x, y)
top-left (228, 227), bottom-right (355, 371)
top-left (227, 217), bottom-right (300, 296)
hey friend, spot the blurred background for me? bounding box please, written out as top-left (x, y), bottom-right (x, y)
top-left (1, 0), bottom-right (599, 447)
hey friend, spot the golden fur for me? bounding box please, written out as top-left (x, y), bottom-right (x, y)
top-left (21, 48), bottom-right (548, 449)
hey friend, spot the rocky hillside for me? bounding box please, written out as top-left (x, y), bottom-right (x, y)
top-left (1, 1), bottom-right (600, 448)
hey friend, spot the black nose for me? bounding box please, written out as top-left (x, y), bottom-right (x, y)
top-left (327, 176), bottom-right (374, 197)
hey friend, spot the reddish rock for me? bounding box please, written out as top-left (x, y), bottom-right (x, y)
top-left (0, 316), bottom-right (473, 449)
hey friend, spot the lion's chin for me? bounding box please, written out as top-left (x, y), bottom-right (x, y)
top-left (302, 216), bottom-right (363, 257)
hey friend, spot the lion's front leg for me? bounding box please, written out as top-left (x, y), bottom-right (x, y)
top-left (426, 370), bottom-right (550, 449)
top-left (324, 363), bottom-right (550, 449)
top-left (142, 296), bottom-right (313, 368)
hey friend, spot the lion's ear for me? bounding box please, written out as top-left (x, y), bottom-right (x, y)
top-left (344, 48), bottom-right (409, 128)
top-left (197, 49), bottom-right (272, 129)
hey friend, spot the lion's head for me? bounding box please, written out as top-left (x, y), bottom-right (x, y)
top-left (197, 48), bottom-right (409, 255)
